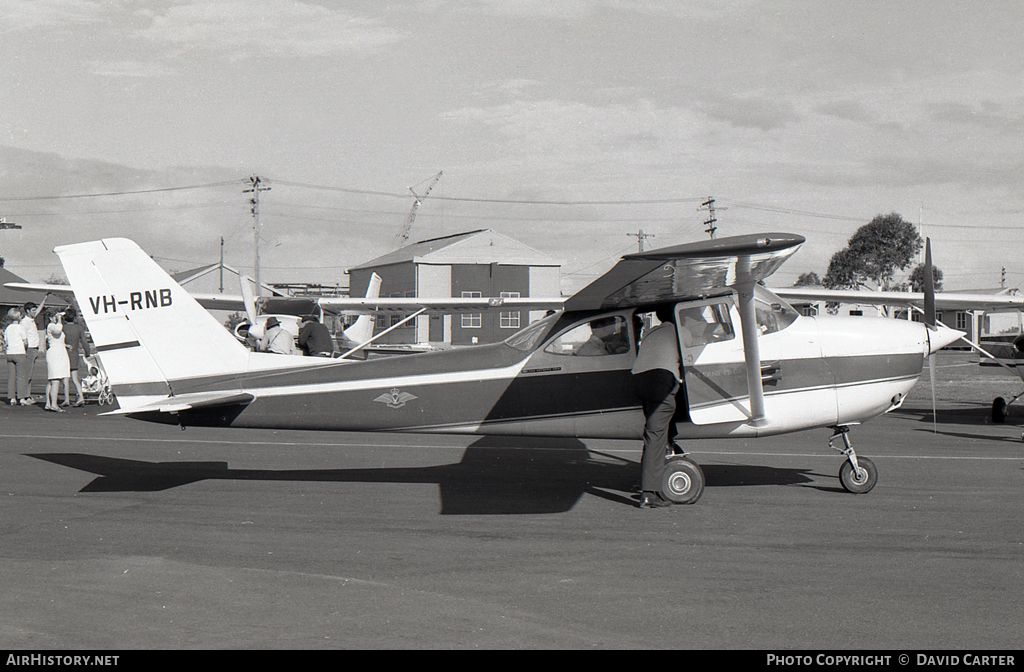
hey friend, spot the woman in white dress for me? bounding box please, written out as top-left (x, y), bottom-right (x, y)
top-left (45, 316), bottom-right (70, 412)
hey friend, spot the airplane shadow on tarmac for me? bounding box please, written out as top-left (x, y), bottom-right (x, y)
top-left (891, 404), bottom-right (997, 426)
top-left (893, 405), bottom-right (1024, 443)
top-left (27, 436), bottom-right (817, 514)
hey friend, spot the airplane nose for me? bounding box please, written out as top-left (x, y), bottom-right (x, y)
top-left (927, 323), bottom-right (964, 355)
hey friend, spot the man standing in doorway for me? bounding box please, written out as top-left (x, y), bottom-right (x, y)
top-left (630, 305), bottom-right (684, 509)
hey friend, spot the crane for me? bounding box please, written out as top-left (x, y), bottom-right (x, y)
top-left (389, 171), bottom-right (441, 251)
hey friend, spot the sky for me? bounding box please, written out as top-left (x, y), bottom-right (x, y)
top-left (1, 0), bottom-right (1022, 295)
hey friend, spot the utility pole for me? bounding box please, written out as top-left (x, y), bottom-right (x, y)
top-left (219, 237), bottom-right (225, 294)
top-left (627, 229), bottom-right (654, 253)
top-left (244, 176), bottom-right (270, 296)
top-left (701, 197), bottom-right (723, 239)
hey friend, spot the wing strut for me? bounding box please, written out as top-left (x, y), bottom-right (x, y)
top-left (736, 256), bottom-right (767, 426)
top-left (337, 308), bottom-right (427, 359)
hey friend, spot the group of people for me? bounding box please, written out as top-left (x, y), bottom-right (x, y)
top-left (3, 298), bottom-right (91, 411)
top-left (258, 313), bottom-right (335, 357)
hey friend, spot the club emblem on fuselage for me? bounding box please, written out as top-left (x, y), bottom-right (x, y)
top-left (374, 388), bottom-right (418, 409)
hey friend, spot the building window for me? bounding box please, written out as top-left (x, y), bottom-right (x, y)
top-left (386, 292), bottom-right (417, 328)
top-left (462, 291), bottom-right (482, 329)
top-left (956, 311), bottom-right (968, 331)
top-left (499, 291), bottom-right (520, 329)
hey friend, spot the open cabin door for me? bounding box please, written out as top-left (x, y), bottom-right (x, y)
top-left (674, 296), bottom-right (753, 425)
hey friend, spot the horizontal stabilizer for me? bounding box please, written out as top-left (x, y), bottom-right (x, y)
top-left (104, 391), bottom-right (255, 415)
top-left (3, 281), bottom-right (75, 296)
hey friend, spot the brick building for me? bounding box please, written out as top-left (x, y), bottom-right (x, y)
top-left (348, 230), bottom-right (562, 346)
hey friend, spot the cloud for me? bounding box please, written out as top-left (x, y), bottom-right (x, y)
top-left (0, 0), bottom-right (109, 32)
top-left (926, 101), bottom-right (1023, 134)
top-left (86, 60), bottom-right (177, 78)
top-left (135, 1), bottom-right (406, 59)
top-left (815, 100), bottom-right (874, 124)
top-left (697, 94), bottom-right (802, 132)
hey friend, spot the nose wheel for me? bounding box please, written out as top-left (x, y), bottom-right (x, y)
top-left (829, 426), bottom-right (878, 494)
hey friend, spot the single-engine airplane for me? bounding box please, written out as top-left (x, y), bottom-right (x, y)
top-left (45, 233), bottom-right (961, 505)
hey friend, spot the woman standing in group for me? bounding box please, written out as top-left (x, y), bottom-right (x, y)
top-left (62, 307), bottom-right (90, 406)
top-left (4, 308), bottom-right (32, 405)
top-left (44, 313), bottom-right (70, 412)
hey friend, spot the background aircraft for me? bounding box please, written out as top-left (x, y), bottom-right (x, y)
top-left (6, 270), bottom-right (564, 357)
top-left (43, 233), bottom-right (961, 507)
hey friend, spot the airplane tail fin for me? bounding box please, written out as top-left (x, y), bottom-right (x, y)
top-left (341, 272), bottom-right (381, 344)
top-left (56, 239), bottom-right (250, 410)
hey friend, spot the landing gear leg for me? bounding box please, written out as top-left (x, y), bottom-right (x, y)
top-left (829, 426), bottom-right (877, 494)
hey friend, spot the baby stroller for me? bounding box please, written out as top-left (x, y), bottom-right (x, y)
top-left (81, 356), bottom-right (114, 406)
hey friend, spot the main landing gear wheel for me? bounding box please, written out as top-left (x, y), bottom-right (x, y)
top-left (839, 457), bottom-right (877, 494)
top-left (660, 457), bottom-right (705, 504)
top-left (829, 426), bottom-right (878, 495)
top-left (992, 397), bottom-right (1007, 424)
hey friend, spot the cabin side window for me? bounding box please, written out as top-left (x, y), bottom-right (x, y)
top-left (544, 315), bottom-right (631, 357)
top-left (676, 302), bottom-right (735, 347)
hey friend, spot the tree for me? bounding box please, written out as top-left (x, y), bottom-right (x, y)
top-left (907, 262), bottom-right (943, 293)
top-left (793, 271), bottom-right (822, 287)
top-left (824, 213), bottom-right (922, 291)
top-left (223, 311), bottom-right (247, 333)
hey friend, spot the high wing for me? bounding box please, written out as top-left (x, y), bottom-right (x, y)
top-left (565, 233), bottom-right (805, 312)
top-left (316, 296), bottom-right (566, 314)
top-left (6, 283), bottom-right (565, 315)
top-left (774, 287), bottom-right (1024, 313)
top-left (564, 232), bottom-right (805, 427)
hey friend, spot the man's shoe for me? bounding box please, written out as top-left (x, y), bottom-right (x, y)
top-left (639, 492), bottom-right (673, 509)
top-left (20, 398), bottom-right (36, 406)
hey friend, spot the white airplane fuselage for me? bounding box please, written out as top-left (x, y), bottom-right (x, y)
top-left (115, 310), bottom-right (955, 442)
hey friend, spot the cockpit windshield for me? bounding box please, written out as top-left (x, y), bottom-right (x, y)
top-left (503, 313), bottom-right (559, 351)
top-left (754, 285), bottom-right (799, 334)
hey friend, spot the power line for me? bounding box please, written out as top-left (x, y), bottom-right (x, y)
top-left (272, 179), bottom-right (705, 205)
top-left (719, 199), bottom-right (867, 222)
top-left (0, 180), bottom-right (244, 202)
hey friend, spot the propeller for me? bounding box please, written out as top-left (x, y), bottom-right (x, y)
top-left (239, 275), bottom-right (259, 327)
top-left (924, 238), bottom-right (937, 432)
top-left (924, 238), bottom-right (936, 328)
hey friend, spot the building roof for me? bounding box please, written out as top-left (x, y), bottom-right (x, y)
top-left (170, 262), bottom-right (285, 296)
top-left (350, 229), bottom-right (562, 271)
